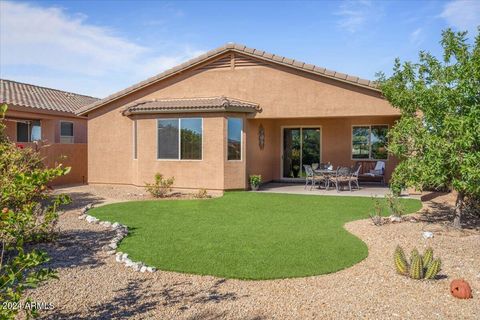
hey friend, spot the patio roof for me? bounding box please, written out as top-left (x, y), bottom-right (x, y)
top-left (122, 96), bottom-right (261, 115)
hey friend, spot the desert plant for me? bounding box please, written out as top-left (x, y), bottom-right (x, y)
top-left (194, 188), bottom-right (209, 199)
top-left (385, 193), bottom-right (406, 217)
top-left (145, 173), bottom-right (175, 198)
top-left (393, 246), bottom-right (442, 280)
top-left (369, 196), bottom-right (384, 226)
top-left (249, 175), bottom-right (262, 190)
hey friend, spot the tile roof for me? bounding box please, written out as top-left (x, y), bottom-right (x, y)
top-left (1, 79), bottom-right (99, 115)
top-left (123, 96), bottom-right (260, 115)
top-left (77, 43), bottom-right (380, 116)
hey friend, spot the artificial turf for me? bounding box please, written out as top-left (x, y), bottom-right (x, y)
top-left (89, 192), bottom-right (421, 280)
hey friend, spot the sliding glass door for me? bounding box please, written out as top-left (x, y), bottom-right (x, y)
top-left (282, 127), bottom-right (321, 178)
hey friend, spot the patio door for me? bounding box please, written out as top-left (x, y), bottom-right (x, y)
top-left (282, 127), bottom-right (321, 179)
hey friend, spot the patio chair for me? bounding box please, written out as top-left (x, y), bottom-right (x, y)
top-left (329, 167), bottom-right (351, 192)
top-left (348, 163), bottom-right (362, 191)
top-left (304, 165), bottom-right (327, 190)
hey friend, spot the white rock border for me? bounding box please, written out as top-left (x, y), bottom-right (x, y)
top-left (78, 204), bottom-right (156, 273)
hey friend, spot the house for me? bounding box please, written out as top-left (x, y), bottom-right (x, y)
top-left (1, 79), bottom-right (99, 185)
top-left (77, 43), bottom-right (400, 191)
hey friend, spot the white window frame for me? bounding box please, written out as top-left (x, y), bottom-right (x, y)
top-left (156, 118), bottom-right (203, 161)
top-left (226, 117), bottom-right (243, 161)
top-left (351, 124), bottom-right (389, 161)
top-left (60, 121), bottom-right (74, 144)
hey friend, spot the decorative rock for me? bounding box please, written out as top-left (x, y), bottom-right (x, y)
top-left (108, 242), bottom-right (117, 250)
top-left (121, 253), bottom-right (129, 260)
top-left (78, 215), bottom-right (86, 220)
top-left (389, 215), bottom-right (402, 223)
top-left (115, 253), bottom-right (123, 262)
top-left (124, 258), bottom-right (134, 267)
top-left (146, 267), bottom-right (156, 273)
top-left (422, 231), bottom-right (434, 239)
top-left (111, 222), bottom-right (120, 229)
top-left (140, 266), bottom-right (147, 273)
top-left (85, 215), bottom-right (99, 223)
top-left (132, 263), bottom-right (141, 271)
top-left (103, 221), bottom-right (112, 227)
top-left (106, 250), bottom-right (116, 255)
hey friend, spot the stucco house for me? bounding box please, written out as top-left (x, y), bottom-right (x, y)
top-left (1, 79), bottom-right (98, 185)
top-left (77, 43), bottom-right (400, 191)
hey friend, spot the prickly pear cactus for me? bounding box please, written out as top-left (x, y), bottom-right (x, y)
top-left (425, 258), bottom-right (441, 279)
top-left (409, 254), bottom-right (424, 279)
top-left (422, 247), bottom-right (433, 268)
top-left (394, 246), bottom-right (409, 275)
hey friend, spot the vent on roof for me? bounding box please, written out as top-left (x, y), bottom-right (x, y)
top-left (198, 56), bottom-right (231, 71)
top-left (234, 53), bottom-right (267, 68)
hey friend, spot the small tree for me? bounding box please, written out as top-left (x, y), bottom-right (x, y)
top-left (377, 28), bottom-right (480, 228)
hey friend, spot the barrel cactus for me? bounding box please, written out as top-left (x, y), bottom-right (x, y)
top-left (393, 246), bottom-right (442, 280)
top-left (394, 246), bottom-right (409, 275)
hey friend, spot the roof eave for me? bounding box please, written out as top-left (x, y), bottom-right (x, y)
top-left (123, 105), bottom-right (260, 116)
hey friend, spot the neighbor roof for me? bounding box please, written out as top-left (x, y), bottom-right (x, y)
top-left (123, 96), bottom-right (260, 115)
top-left (1, 79), bottom-right (99, 115)
top-left (77, 43), bottom-right (380, 116)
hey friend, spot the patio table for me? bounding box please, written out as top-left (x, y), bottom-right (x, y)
top-left (313, 169), bottom-right (336, 190)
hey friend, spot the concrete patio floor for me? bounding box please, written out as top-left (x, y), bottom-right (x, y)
top-left (258, 182), bottom-right (418, 198)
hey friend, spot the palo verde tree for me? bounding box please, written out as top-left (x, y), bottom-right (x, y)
top-left (377, 28), bottom-right (480, 228)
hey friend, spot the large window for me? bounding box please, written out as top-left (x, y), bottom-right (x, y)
top-left (227, 118), bottom-right (242, 160)
top-left (60, 121), bottom-right (74, 144)
top-left (16, 120), bottom-right (41, 142)
top-left (352, 125), bottom-right (388, 160)
top-left (157, 118), bottom-right (202, 160)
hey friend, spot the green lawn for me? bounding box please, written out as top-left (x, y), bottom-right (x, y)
top-left (90, 192), bottom-right (421, 280)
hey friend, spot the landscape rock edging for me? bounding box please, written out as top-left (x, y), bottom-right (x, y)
top-left (78, 204), bottom-right (157, 273)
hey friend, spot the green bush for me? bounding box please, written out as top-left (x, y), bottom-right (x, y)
top-left (0, 104), bottom-right (70, 319)
top-left (249, 175), bottom-right (262, 187)
top-left (145, 173), bottom-right (175, 198)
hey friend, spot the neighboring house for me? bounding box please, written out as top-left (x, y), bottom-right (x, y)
top-left (1, 79), bottom-right (99, 185)
top-left (77, 43), bottom-right (400, 191)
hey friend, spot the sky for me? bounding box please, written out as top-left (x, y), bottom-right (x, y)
top-left (1, 0), bottom-right (479, 98)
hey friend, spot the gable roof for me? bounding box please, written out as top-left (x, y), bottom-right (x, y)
top-left (77, 43), bottom-right (380, 116)
top-left (123, 96), bottom-right (261, 115)
top-left (1, 79), bottom-right (99, 115)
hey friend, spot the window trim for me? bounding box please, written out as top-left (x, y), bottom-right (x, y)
top-left (16, 120), bottom-right (42, 142)
top-left (226, 117), bottom-right (243, 162)
top-left (60, 121), bottom-right (74, 144)
top-left (351, 124), bottom-right (389, 161)
top-left (156, 118), bottom-right (203, 161)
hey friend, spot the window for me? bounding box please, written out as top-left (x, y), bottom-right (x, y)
top-left (157, 118), bottom-right (202, 160)
top-left (60, 121), bottom-right (74, 143)
top-left (16, 120), bottom-right (41, 142)
top-left (133, 120), bottom-right (138, 159)
top-left (352, 125), bottom-right (388, 160)
top-left (227, 118), bottom-right (242, 160)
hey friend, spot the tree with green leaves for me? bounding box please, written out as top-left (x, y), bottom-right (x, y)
top-left (0, 104), bottom-right (71, 319)
top-left (377, 28), bottom-right (480, 228)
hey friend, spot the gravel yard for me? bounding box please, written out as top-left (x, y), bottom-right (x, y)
top-left (23, 186), bottom-right (480, 319)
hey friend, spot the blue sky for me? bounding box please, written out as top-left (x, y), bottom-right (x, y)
top-left (1, 0), bottom-right (479, 98)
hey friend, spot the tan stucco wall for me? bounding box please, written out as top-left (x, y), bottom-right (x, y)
top-left (3, 108), bottom-right (88, 185)
top-left (86, 54), bottom-right (399, 190)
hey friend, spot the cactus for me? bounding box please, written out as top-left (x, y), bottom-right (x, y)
top-left (410, 248), bottom-right (420, 264)
top-left (422, 247), bottom-right (433, 268)
top-left (394, 246), bottom-right (409, 275)
top-left (424, 258), bottom-right (441, 279)
top-left (409, 254), bottom-right (424, 279)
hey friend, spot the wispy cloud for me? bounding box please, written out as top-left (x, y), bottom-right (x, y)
top-left (336, 0), bottom-right (376, 33)
top-left (409, 28), bottom-right (424, 46)
top-left (0, 1), bottom-right (203, 97)
top-left (440, 0), bottom-right (480, 33)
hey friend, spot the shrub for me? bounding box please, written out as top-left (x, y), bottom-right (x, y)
top-left (394, 246), bottom-right (441, 280)
top-left (0, 104), bottom-right (71, 319)
top-left (249, 175), bottom-right (262, 188)
top-left (369, 196), bottom-right (384, 226)
top-left (385, 193), bottom-right (406, 217)
top-left (193, 188), bottom-right (210, 199)
top-left (145, 173), bottom-right (175, 198)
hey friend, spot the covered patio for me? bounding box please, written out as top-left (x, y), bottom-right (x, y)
top-left (258, 182), bottom-right (418, 198)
